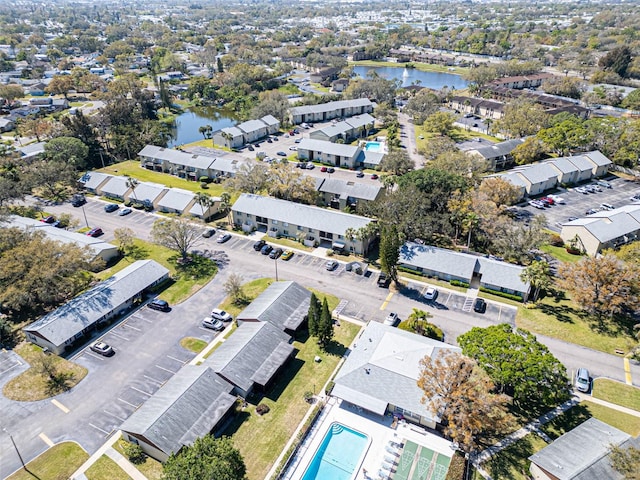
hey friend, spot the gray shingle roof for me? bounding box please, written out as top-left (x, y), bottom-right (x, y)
top-left (333, 322), bottom-right (460, 421)
top-left (517, 162), bottom-right (558, 185)
top-left (23, 260), bottom-right (169, 347)
top-left (129, 182), bottom-right (168, 203)
top-left (120, 366), bottom-right (235, 456)
top-left (290, 98), bottom-right (372, 116)
top-left (298, 138), bottom-right (360, 157)
top-left (79, 171), bottom-right (112, 190)
top-left (567, 155), bottom-right (595, 172)
top-left (528, 418), bottom-right (630, 480)
top-left (548, 157), bottom-right (580, 174)
top-left (261, 115), bottom-right (280, 127)
top-left (221, 126), bottom-right (243, 137)
top-left (100, 175), bottom-right (131, 197)
top-left (156, 188), bottom-right (195, 211)
top-left (204, 322), bottom-right (293, 392)
top-left (237, 119), bottom-right (266, 134)
top-left (476, 257), bottom-right (529, 293)
top-left (232, 194), bottom-right (373, 236)
top-left (500, 172), bottom-right (528, 188)
top-left (138, 145), bottom-right (215, 170)
top-left (237, 281), bottom-right (311, 331)
top-left (471, 138), bottom-right (524, 159)
top-left (564, 205), bottom-right (640, 242)
top-left (583, 150), bottom-right (612, 167)
top-left (317, 178), bottom-right (381, 201)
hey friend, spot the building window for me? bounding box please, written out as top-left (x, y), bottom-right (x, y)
top-left (283, 222), bottom-right (289, 227)
top-left (284, 230), bottom-right (289, 236)
top-left (272, 220), bottom-right (278, 225)
top-left (297, 225), bottom-right (303, 231)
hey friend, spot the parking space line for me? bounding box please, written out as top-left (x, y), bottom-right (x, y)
top-left (131, 386), bottom-right (153, 396)
top-left (624, 357), bottom-right (633, 385)
top-left (117, 397), bottom-right (139, 408)
top-left (89, 423), bottom-right (111, 435)
top-left (444, 292), bottom-right (452, 306)
top-left (144, 375), bottom-right (164, 385)
top-left (108, 331), bottom-right (130, 341)
top-left (38, 432), bottom-right (54, 447)
top-left (167, 355), bottom-right (187, 364)
top-left (104, 409), bottom-right (127, 421)
top-left (380, 292), bottom-right (394, 310)
top-left (122, 323), bottom-right (141, 332)
top-left (155, 364), bottom-right (177, 374)
top-left (497, 305), bottom-right (502, 323)
top-left (51, 399), bottom-right (70, 413)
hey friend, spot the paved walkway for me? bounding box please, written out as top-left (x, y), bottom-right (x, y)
top-left (70, 431), bottom-right (147, 480)
top-left (472, 391), bottom-right (640, 479)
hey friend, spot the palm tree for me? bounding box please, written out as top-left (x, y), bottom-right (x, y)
top-left (520, 260), bottom-right (551, 302)
top-left (126, 176), bottom-right (139, 202)
top-left (194, 192), bottom-right (214, 221)
top-left (198, 126), bottom-right (208, 139)
top-left (219, 192), bottom-right (233, 224)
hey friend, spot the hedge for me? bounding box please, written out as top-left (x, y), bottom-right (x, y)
top-left (450, 279), bottom-right (470, 288)
top-left (479, 287), bottom-right (523, 302)
top-left (398, 266), bottom-right (423, 276)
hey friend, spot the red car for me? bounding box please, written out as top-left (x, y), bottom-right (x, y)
top-left (371, 174), bottom-right (379, 180)
top-left (320, 166), bottom-right (327, 172)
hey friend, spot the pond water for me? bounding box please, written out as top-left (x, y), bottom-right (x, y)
top-left (352, 65), bottom-right (468, 90)
top-left (168, 106), bottom-right (239, 147)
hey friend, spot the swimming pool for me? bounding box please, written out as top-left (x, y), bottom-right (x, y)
top-left (365, 141), bottom-right (382, 152)
top-left (301, 423), bottom-right (369, 480)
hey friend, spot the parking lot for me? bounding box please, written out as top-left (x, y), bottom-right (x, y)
top-left (515, 174), bottom-right (640, 232)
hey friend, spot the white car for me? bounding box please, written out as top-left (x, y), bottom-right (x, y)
top-left (202, 317), bottom-right (224, 331)
top-left (547, 194), bottom-right (565, 204)
top-left (424, 287), bottom-right (438, 300)
top-left (211, 308), bottom-right (233, 322)
top-left (528, 200), bottom-right (545, 210)
top-left (384, 312), bottom-right (399, 326)
top-left (575, 186), bottom-right (589, 194)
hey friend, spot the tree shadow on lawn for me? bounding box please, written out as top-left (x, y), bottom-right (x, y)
top-left (484, 433), bottom-right (541, 480)
top-left (222, 409), bottom-right (251, 437)
top-left (171, 254), bottom-right (218, 281)
top-left (261, 356), bottom-right (304, 403)
top-left (538, 404), bottom-right (592, 441)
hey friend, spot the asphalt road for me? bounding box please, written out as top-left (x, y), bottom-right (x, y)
top-left (1, 197), bottom-right (639, 476)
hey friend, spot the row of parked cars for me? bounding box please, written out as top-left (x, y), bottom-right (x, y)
top-left (252, 239), bottom-right (294, 260)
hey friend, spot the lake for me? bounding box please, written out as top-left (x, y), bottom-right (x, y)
top-left (168, 106), bottom-right (239, 147)
top-left (352, 65), bottom-right (468, 90)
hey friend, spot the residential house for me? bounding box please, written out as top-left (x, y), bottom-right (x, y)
top-left (289, 98), bottom-right (374, 125)
top-left (23, 260), bottom-right (170, 354)
top-left (309, 67), bottom-right (340, 85)
top-left (0, 117), bottom-right (14, 132)
top-left (16, 141), bottom-right (46, 161)
top-left (512, 163), bottom-right (559, 196)
top-left (127, 182), bottom-right (168, 208)
top-left (583, 150), bottom-right (612, 177)
top-left (562, 155), bottom-right (598, 183)
top-left (529, 418), bottom-right (639, 480)
top-left (450, 96), bottom-right (505, 120)
top-left (156, 188), bottom-right (195, 215)
top-left (204, 321), bottom-right (294, 397)
top-left (138, 145), bottom-right (245, 180)
top-left (467, 138), bottom-right (525, 171)
top-left (27, 82), bottom-right (47, 96)
top-left (309, 114), bottom-right (375, 143)
top-left (98, 175), bottom-right (131, 200)
top-left (316, 177), bottom-right (382, 210)
top-left (237, 281), bottom-right (311, 335)
top-left (79, 171), bottom-right (112, 194)
top-left (546, 157), bottom-right (582, 185)
top-left (332, 321), bottom-right (461, 428)
top-left (120, 366), bottom-right (236, 463)
top-left (212, 115), bottom-right (280, 149)
top-left (331, 78), bottom-right (350, 92)
top-left (560, 205), bottom-right (640, 256)
top-left (232, 193), bottom-right (376, 254)
top-left (214, 126), bottom-right (244, 149)
top-left (189, 195), bottom-right (221, 221)
top-left (6, 215), bottom-right (119, 263)
top-left (398, 243), bottom-right (530, 299)
top-left (297, 138), bottom-right (363, 169)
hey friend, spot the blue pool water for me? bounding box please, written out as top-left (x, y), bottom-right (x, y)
top-left (365, 141), bottom-right (382, 152)
top-left (301, 423), bottom-right (369, 480)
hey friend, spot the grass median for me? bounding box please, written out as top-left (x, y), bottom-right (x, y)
top-left (592, 378), bottom-right (640, 411)
top-left (6, 442), bottom-right (89, 480)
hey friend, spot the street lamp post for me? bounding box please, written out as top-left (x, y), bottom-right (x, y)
top-left (274, 257), bottom-right (279, 282)
top-left (81, 205), bottom-right (89, 228)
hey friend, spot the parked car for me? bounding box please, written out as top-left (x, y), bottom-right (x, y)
top-left (630, 193), bottom-right (640, 201)
top-left (40, 215), bottom-right (56, 223)
top-left (596, 180), bottom-right (612, 189)
top-left (202, 317), bottom-right (224, 331)
top-left (216, 233), bottom-right (232, 243)
top-left (325, 260), bottom-right (338, 271)
top-left (305, 162), bottom-right (315, 170)
top-left (148, 299), bottom-right (170, 311)
top-left (575, 186), bottom-right (589, 194)
top-left (269, 247), bottom-right (283, 259)
top-left (211, 308), bottom-right (233, 322)
top-left (567, 216), bottom-right (578, 222)
top-left (281, 250), bottom-right (294, 260)
top-left (327, 167), bottom-right (335, 173)
top-left (90, 341), bottom-right (114, 356)
top-left (377, 272), bottom-right (390, 288)
top-left (473, 298), bottom-right (487, 313)
top-left (260, 244), bottom-right (273, 255)
top-left (540, 197), bottom-right (554, 205)
top-left (104, 203), bottom-right (119, 213)
top-left (600, 203), bottom-right (615, 210)
top-left (266, 138), bottom-right (272, 143)
top-left (296, 162), bottom-right (305, 168)
top-left (202, 228), bottom-right (216, 238)
top-left (289, 146), bottom-right (297, 151)
top-left (118, 208), bottom-right (132, 216)
top-left (247, 145), bottom-right (255, 151)
top-left (585, 184), bottom-right (599, 193)
top-left (86, 227), bottom-right (103, 237)
top-left (276, 151), bottom-right (287, 157)
top-left (575, 367), bottom-right (590, 392)
top-left (295, 138), bottom-right (302, 143)
top-left (384, 312), bottom-right (400, 327)
top-left (528, 200), bottom-right (545, 209)
top-left (585, 208), bottom-right (598, 215)
top-left (71, 194), bottom-right (86, 207)
top-left (320, 166), bottom-right (327, 172)
top-left (253, 239), bottom-right (266, 251)
top-left (547, 194), bottom-right (565, 204)
top-left (424, 286), bottom-right (438, 300)
top-left (356, 171), bottom-right (365, 178)
top-left (371, 174), bottom-right (379, 180)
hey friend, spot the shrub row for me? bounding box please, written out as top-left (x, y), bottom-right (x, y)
top-left (479, 287), bottom-right (523, 302)
top-left (449, 279), bottom-right (470, 288)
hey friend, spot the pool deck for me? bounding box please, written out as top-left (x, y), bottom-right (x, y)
top-left (285, 398), bottom-right (454, 480)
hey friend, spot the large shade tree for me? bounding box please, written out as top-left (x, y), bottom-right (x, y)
top-left (151, 216), bottom-right (202, 262)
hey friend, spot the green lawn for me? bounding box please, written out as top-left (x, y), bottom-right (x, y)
top-left (98, 160), bottom-right (227, 197)
top-left (516, 295), bottom-right (637, 355)
top-left (113, 440), bottom-right (163, 480)
top-left (227, 321), bottom-right (361, 480)
top-left (541, 401), bottom-right (640, 440)
top-left (478, 433), bottom-right (548, 480)
top-left (85, 455), bottom-right (131, 480)
top-left (7, 442), bottom-right (89, 480)
top-left (540, 244), bottom-right (583, 263)
top-left (180, 337), bottom-right (208, 353)
top-left (592, 378), bottom-right (640, 411)
top-left (217, 278), bottom-right (275, 318)
top-left (95, 238), bottom-right (218, 305)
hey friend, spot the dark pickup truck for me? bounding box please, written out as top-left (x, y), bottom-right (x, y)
top-left (377, 272), bottom-right (390, 288)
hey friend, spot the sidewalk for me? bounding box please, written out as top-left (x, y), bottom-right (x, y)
top-left (70, 431), bottom-right (147, 480)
